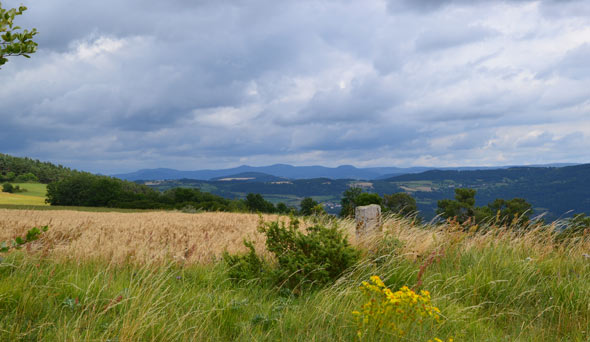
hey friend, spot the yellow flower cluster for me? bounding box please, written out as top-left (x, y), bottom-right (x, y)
top-left (352, 276), bottom-right (443, 339)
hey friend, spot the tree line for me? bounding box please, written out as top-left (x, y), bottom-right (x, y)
top-left (338, 186), bottom-right (534, 225)
top-left (0, 153), bottom-right (77, 183)
top-left (45, 172), bottom-right (307, 214)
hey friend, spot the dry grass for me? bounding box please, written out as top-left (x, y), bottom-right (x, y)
top-left (3, 208), bottom-right (588, 266)
top-left (0, 209), bottom-right (294, 264)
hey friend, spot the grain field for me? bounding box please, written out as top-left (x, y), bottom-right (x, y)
top-left (0, 209), bottom-right (305, 264)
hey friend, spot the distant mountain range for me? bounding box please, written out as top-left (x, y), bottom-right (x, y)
top-left (112, 163), bottom-right (578, 181)
top-left (141, 163), bottom-right (590, 220)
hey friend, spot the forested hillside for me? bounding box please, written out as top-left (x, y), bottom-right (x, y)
top-left (144, 164), bottom-right (590, 220)
top-left (385, 165), bottom-right (590, 219)
top-left (0, 153), bottom-right (77, 183)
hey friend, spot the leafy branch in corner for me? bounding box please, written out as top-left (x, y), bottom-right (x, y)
top-left (0, 226), bottom-right (48, 252)
top-left (0, 3), bottom-right (38, 67)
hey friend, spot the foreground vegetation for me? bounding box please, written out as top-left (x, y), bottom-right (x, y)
top-left (1, 212), bottom-right (589, 341)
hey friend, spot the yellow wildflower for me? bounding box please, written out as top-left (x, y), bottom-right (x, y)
top-left (352, 276), bottom-right (447, 340)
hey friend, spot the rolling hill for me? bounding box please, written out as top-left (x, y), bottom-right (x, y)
top-left (114, 164), bottom-right (434, 181)
top-left (142, 164), bottom-right (590, 220)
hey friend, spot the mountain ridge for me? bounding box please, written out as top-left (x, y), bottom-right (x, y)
top-left (113, 163), bottom-right (579, 181)
top-left (143, 163), bottom-right (590, 220)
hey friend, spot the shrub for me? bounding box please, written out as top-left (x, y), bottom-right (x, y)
top-left (259, 218), bottom-right (360, 291)
top-left (223, 240), bottom-right (266, 283)
top-left (222, 217), bottom-right (360, 291)
top-left (2, 182), bottom-right (14, 193)
top-left (2, 183), bottom-right (26, 193)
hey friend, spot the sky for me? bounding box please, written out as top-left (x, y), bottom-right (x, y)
top-left (1, 0), bottom-right (590, 174)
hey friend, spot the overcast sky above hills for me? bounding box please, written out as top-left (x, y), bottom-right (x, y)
top-left (2, 0), bottom-right (590, 173)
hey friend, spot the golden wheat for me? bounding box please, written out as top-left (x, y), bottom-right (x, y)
top-left (2, 209), bottom-right (588, 265)
top-left (0, 209), bottom-right (294, 264)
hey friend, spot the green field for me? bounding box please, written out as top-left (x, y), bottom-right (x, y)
top-left (0, 204), bottom-right (158, 213)
top-left (0, 183), bottom-right (48, 206)
top-left (0, 184), bottom-right (158, 213)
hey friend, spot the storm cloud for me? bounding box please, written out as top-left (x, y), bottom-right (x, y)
top-left (1, 0), bottom-right (589, 173)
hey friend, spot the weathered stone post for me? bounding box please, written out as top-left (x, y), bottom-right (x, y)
top-left (355, 204), bottom-right (382, 238)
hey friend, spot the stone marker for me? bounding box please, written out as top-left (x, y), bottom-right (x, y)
top-left (355, 204), bottom-right (382, 237)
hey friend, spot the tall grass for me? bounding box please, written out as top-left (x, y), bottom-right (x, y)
top-left (1, 211), bottom-right (589, 341)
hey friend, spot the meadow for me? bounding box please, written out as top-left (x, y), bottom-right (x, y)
top-left (0, 183), bottom-right (48, 206)
top-left (1, 210), bottom-right (589, 341)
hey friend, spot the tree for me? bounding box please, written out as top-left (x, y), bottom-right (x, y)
top-left (355, 193), bottom-right (382, 207)
top-left (383, 193), bottom-right (417, 217)
top-left (437, 188), bottom-right (477, 223)
top-left (276, 202), bottom-right (289, 214)
top-left (0, 3), bottom-right (38, 67)
top-left (339, 187), bottom-right (383, 217)
top-left (0, 171), bottom-right (15, 182)
top-left (437, 188), bottom-right (534, 227)
top-left (311, 204), bottom-right (326, 216)
top-left (299, 197), bottom-right (318, 216)
top-left (339, 187), bottom-right (363, 217)
top-left (245, 193), bottom-right (275, 213)
top-left (487, 198), bottom-right (532, 225)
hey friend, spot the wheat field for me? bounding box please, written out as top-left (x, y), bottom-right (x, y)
top-left (0, 209), bottom-right (300, 264)
top-left (5, 207), bottom-right (580, 265)
top-left (1, 208), bottom-right (445, 265)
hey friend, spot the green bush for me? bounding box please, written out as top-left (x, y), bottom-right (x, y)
top-left (223, 218), bottom-right (360, 292)
top-left (2, 182), bottom-right (14, 193)
top-left (223, 240), bottom-right (266, 283)
top-left (259, 218), bottom-right (360, 291)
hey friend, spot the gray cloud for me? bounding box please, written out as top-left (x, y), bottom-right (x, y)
top-left (553, 44), bottom-right (590, 80)
top-left (390, 0), bottom-right (583, 13)
top-left (0, 0), bottom-right (589, 173)
top-left (414, 25), bottom-right (497, 52)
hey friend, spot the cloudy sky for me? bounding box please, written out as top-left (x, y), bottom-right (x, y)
top-left (2, 0), bottom-right (590, 174)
